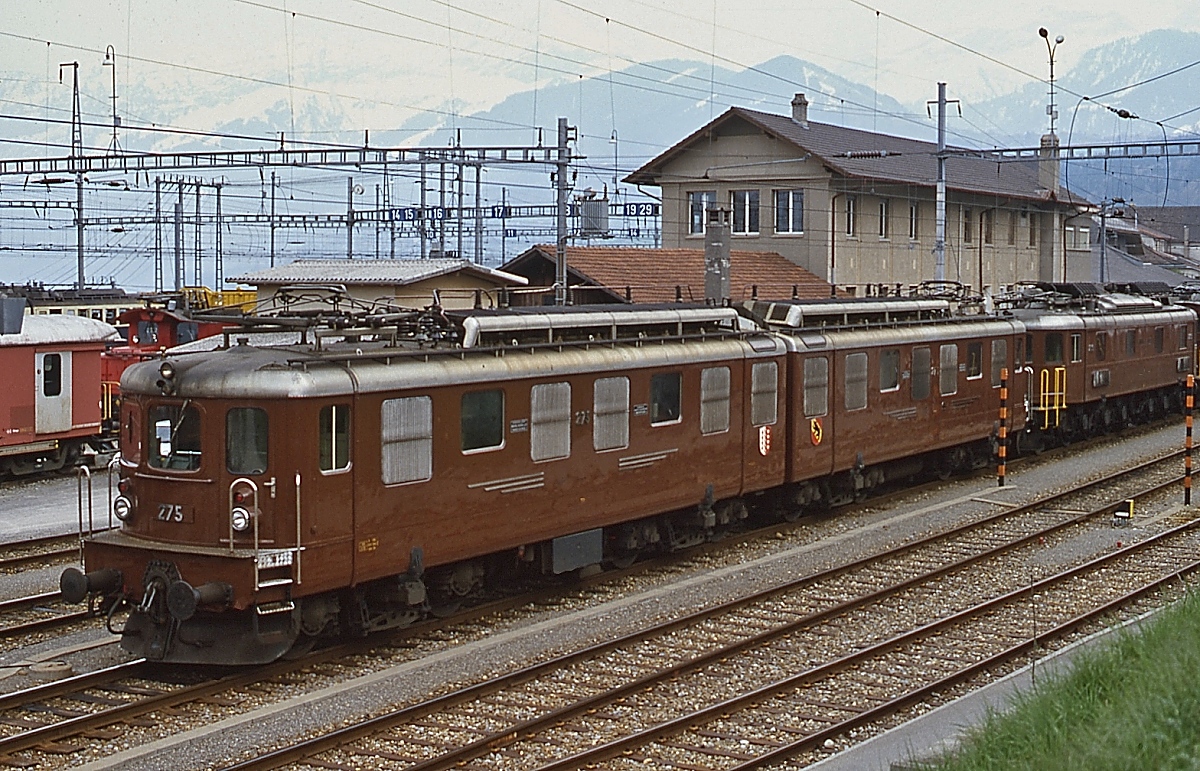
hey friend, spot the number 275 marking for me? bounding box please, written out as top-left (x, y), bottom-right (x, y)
top-left (157, 503), bottom-right (184, 522)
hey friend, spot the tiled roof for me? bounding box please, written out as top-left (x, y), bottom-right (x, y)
top-left (504, 245), bottom-right (834, 303)
top-left (1136, 207), bottom-right (1200, 242)
top-left (230, 258), bottom-right (527, 286)
top-left (627, 106), bottom-right (1089, 206)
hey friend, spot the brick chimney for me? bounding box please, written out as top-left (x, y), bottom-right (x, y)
top-left (705, 206), bottom-right (731, 304)
top-left (791, 93), bottom-right (809, 128)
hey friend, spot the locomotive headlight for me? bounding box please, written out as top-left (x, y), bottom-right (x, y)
top-left (230, 506), bottom-right (253, 532)
top-left (113, 495), bottom-right (134, 522)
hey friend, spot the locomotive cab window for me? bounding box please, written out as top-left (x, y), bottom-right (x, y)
top-left (1155, 327), bottom-right (1165, 354)
top-left (700, 367), bottom-right (731, 435)
top-left (879, 349), bottom-right (900, 392)
top-left (803, 357), bottom-right (828, 417)
top-left (1125, 330), bottom-right (1137, 357)
top-left (149, 402), bottom-right (202, 471)
top-left (461, 390), bottom-right (504, 452)
top-left (1178, 325), bottom-right (1189, 351)
top-left (42, 353), bottom-right (62, 397)
top-left (226, 408), bottom-right (268, 475)
top-left (650, 373), bottom-right (682, 425)
top-left (966, 343), bottom-right (983, 380)
top-left (319, 404), bottom-right (351, 472)
top-left (1096, 332), bottom-right (1107, 361)
top-left (1045, 333), bottom-right (1064, 364)
top-left (1071, 334), bottom-right (1083, 363)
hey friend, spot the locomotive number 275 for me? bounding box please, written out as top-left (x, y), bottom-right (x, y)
top-left (157, 503), bottom-right (185, 523)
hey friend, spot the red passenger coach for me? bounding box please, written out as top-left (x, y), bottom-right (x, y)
top-left (0, 310), bottom-right (119, 476)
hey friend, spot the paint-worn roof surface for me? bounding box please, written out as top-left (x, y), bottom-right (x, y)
top-left (230, 258), bottom-right (527, 286)
top-left (504, 245), bottom-right (834, 303)
top-left (0, 314), bottom-right (119, 347)
top-left (627, 106), bottom-right (1089, 206)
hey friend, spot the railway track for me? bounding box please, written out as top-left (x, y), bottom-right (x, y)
top-left (0, 591), bottom-right (90, 639)
top-left (0, 535), bottom-right (76, 573)
top-left (0, 448), bottom-right (1183, 768)
top-left (216, 451), bottom-right (1193, 771)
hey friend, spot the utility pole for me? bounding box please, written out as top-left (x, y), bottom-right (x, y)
top-left (439, 162), bottom-right (447, 257)
top-left (934, 83), bottom-right (947, 283)
top-left (215, 184), bottom-right (223, 287)
top-left (173, 201), bottom-right (183, 291)
top-left (375, 184), bottom-right (381, 259)
top-left (60, 61), bottom-right (84, 290)
top-left (194, 182), bottom-right (202, 286)
top-left (420, 159), bottom-right (428, 259)
top-left (269, 171), bottom-right (276, 267)
top-left (474, 162), bottom-right (483, 265)
top-left (154, 178), bottom-right (163, 292)
top-left (102, 46), bottom-right (121, 155)
top-left (555, 117), bottom-right (574, 306)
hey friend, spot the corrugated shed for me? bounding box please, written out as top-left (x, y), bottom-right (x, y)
top-left (230, 258), bottom-right (527, 286)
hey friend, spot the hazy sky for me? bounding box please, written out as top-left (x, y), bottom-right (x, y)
top-left (3, 0), bottom-right (1196, 143)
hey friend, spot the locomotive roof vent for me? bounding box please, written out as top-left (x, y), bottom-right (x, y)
top-left (1096, 293), bottom-right (1162, 312)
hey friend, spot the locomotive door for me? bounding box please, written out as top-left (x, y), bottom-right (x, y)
top-left (34, 351), bottom-right (72, 433)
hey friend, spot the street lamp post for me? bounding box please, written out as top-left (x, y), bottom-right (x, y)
top-left (1039, 27), bottom-right (1065, 136)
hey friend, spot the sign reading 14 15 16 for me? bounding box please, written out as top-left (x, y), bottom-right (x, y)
top-left (623, 202), bottom-right (660, 217)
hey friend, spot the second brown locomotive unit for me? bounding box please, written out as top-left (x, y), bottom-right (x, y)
top-left (60, 283), bottom-right (1194, 665)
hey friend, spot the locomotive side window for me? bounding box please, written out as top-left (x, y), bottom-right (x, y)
top-left (751, 362), bottom-right (778, 426)
top-left (530, 382), bottom-right (571, 462)
top-left (803, 357), bottom-right (828, 417)
top-left (1155, 327), bottom-right (1165, 354)
top-left (939, 344), bottom-right (958, 396)
top-left (879, 349), bottom-right (900, 392)
top-left (381, 396), bottom-right (432, 485)
top-left (593, 377), bottom-right (630, 450)
top-left (1045, 333), bottom-right (1064, 364)
top-left (1125, 330), bottom-right (1137, 357)
top-left (844, 352), bottom-right (868, 411)
top-left (990, 339), bottom-right (1007, 387)
top-left (1179, 325), bottom-right (1189, 350)
top-left (319, 404), bottom-right (351, 472)
top-left (226, 408), bottom-right (268, 475)
top-left (912, 347), bottom-right (931, 400)
top-left (966, 343), bottom-right (983, 380)
top-left (149, 403), bottom-right (202, 471)
top-left (650, 373), bottom-right (682, 425)
top-left (1096, 332), bottom-right (1107, 361)
top-left (461, 390), bottom-right (504, 452)
top-left (699, 367), bottom-right (730, 435)
top-left (1024, 334), bottom-right (1033, 364)
top-left (1071, 334), bottom-right (1083, 363)
top-left (42, 353), bottom-right (62, 397)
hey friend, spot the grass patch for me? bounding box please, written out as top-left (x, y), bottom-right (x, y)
top-left (917, 588), bottom-right (1200, 771)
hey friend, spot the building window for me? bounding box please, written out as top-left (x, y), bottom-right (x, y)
top-left (382, 396), bottom-right (433, 485)
top-left (982, 209), bottom-right (994, 244)
top-left (845, 195), bottom-right (858, 237)
top-left (803, 357), bottom-right (828, 417)
top-left (845, 352), bottom-right (868, 411)
top-left (688, 190), bottom-right (716, 235)
top-left (1007, 211), bottom-right (1017, 245)
top-left (963, 207), bottom-right (973, 244)
top-left (731, 190), bottom-right (760, 234)
top-left (650, 372), bottom-right (682, 425)
top-left (751, 362), bottom-right (778, 426)
top-left (878, 199), bottom-right (890, 239)
top-left (700, 367), bottom-right (731, 435)
top-left (909, 202), bottom-right (919, 240)
top-left (879, 349), bottom-right (900, 392)
top-left (593, 377), bottom-right (630, 451)
top-left (939, 344), bottom-right (958, 396)
top-left (1029, 210), bottom-right (1039, 246)
top-left (319, 404), bottom-right (351, 472)
top-left (530, 382), bottom-right (571, 462)
top-left (774, 189), bottom-right (804, 233)
top-left (226, 408), bottom-right (268, 475)
top-left (461, 390), bottom-right (504, 452)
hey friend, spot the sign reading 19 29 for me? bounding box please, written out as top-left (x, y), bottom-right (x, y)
top-left (623, 202), bottom-right (660, 217)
